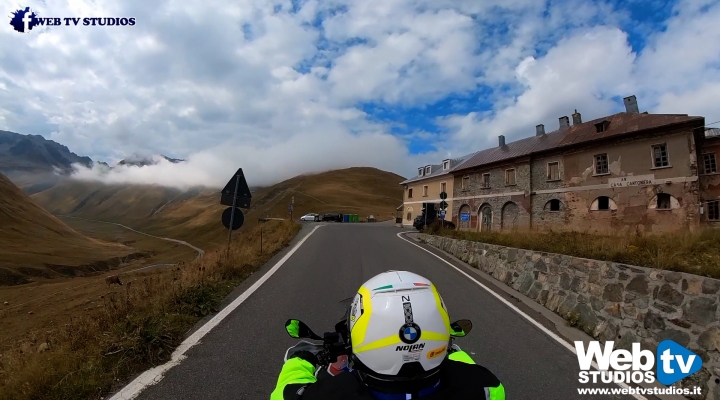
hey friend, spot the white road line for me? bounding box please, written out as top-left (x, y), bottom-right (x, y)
top-left (109, 224), bottom-right (323, 400)
top-left (396, 232), bottom-right (647, 400)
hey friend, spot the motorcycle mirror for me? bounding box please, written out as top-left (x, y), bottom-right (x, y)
top-left (285, 319), bottom-right (323, 340)
top-left (449, 319), bottom-right (472, 337)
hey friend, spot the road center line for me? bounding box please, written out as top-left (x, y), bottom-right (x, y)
top-left (109, 224), bottom-right (323, 400)
top-left (396, 232), bottom-right (647, 400)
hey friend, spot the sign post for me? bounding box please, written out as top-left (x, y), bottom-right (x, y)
top-left (439, 191), bottom-right (448, 228)
top-left (227, 174), bottom-right (240, 253)
top-left (220, 168), bottom-right (252, 256)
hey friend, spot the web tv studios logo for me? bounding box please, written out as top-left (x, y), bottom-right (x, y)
top-left (576, 340), bottom-right (703, 395)
top-left (9, 7), bottom-right (135, 33)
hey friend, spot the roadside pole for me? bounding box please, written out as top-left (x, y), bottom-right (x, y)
top-left (219, 168), bottom-right (252, 258)
top-left (439, 192), bottom-right (448, 229)
top-left (227, 174), bottom-right (240, 257)
top-left (424, 204), bottom-right (427, 229)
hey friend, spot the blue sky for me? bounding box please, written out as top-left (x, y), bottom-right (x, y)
top-left (355, 0), bottom-right (680, 155)
top-left (2, 0), bottom-right (719, 187)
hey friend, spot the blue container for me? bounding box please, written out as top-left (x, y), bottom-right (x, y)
top-left (344, 214), bottom-right (350, 222)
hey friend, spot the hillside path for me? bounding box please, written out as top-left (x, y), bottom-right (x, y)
top-left (58, 215), bottom-right (205, 259)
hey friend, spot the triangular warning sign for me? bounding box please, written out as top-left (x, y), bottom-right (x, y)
top-left (220, 168), bottom-right (252, 208)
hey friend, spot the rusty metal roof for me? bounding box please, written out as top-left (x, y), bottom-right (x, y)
top-left (454, 112), bottom-right (703, 173)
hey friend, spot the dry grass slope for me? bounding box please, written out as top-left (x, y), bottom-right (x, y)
top-left (0, 220), bottom-right (301, 400)
top-left (427, 224), bottom-right (720, 278)
top-left (30, 167), bottom-right (405, 249)
top-left (249, 167), bottom-right (404, 220)
top-left (0, 173), bottom-right (133, 285)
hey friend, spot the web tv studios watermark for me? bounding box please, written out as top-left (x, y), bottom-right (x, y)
top-left (9, 6), bottom-right (135, 33)
top-left (575, 340), bottom-right (704, 396)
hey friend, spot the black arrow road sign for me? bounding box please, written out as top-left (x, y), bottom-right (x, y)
top-left (220, 168), bottom-right (252, 208)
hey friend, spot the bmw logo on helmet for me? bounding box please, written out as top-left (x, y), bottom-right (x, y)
top-left (398, 322), bottom-right (421, 344)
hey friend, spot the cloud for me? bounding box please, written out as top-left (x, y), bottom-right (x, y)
top-left (1, 0), bottom-right (718, 189)
top-left (440, 25), bottom-right (636, 150)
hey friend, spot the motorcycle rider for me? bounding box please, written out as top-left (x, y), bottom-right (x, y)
top-left (271, 270), bottom-right (506, 399)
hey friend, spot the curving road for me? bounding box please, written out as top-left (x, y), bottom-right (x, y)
top-left (110, 223), bottom-right (645, 400)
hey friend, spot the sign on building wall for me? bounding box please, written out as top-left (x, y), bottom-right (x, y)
top-left (608, 174), bottom-right (655, 188)
top-left (460, 212), bottom-right (470, 221)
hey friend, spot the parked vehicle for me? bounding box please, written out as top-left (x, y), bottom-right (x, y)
top-left (300, 213), bottom-right (320, 222)
top-left (322, 213), bottom-right (342, 222)
top-left (366, 215), bottom-right (376, 222)
top-left (414, 215), bottom-right (455, 231)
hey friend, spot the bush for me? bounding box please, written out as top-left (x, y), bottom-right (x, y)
top-left (425, 220), bottom-right (455, 234)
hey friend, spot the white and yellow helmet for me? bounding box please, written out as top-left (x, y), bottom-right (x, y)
top-left (347, 271), bottom-right (451, 388)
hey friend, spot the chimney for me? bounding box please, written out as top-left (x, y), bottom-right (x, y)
top-left (559, 116), bottom-right (570, 129)
top-left (498, 135), bottom-right (505, 147)
top-left (623, 95), bottom-right (639, 113)
top-left (572, 109), bottom-right (582, 125)
top-left (536, 124), bottom-right (545, 136)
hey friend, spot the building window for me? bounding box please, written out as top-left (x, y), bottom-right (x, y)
top-left (547, 162), bottom-right (559, 181)
top-left (597, 196), bottom-right (610, 210)
top-left (462, 176), bottom-right (469, 190)
top-left (425, 166), bottom-right (431, 175)
top-left (418, 168), bottom-right (423, 176)
top-left (443, 161), bottom-right (449, 170)
top-left (408, 188), bottom-right (413, 198)
top-left (652, 144), bottom-right (669, 168)
top-left (595, 154), bottom-right (609, 175)
top-left (595, 122), bottom-right (605, 133)
top-left (440, 182), bottom-right (446, 193)
top-left (423, 185), bottom-right (428, 196)
top-left (406, 212), bottom-right (412, 220)
top-left (703, 153), bottom-right (717, 174)
top-left (481, 173), bottom-right (490, 188)
top-left (708, 200), bottom-right (719, 221)
top-left (656, 193), bottom-right (671, 209)
top-left (505, 169), bottom-right (516, 186)
top-left (549, 199), bottom-right (561, 211)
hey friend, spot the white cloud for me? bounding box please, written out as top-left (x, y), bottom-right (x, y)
top-left (1, 0), bottom-right (718, 190)
top-left (440, 26), bottom-right (636, 150)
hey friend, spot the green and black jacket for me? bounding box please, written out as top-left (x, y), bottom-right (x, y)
top-left (270, 350), bottom-right (506, 400)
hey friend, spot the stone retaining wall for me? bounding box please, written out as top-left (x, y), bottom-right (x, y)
top-left (419, 234), bottom-right (720, 399)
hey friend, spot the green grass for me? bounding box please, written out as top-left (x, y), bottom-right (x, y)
top-left (426, 223), bottom-right (720, 279)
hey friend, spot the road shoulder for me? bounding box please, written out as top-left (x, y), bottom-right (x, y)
top-left (399, 231), bottom-right (681, 400)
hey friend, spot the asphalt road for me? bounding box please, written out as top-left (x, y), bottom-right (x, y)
top-left (120, 223), bottom-right (635, 400)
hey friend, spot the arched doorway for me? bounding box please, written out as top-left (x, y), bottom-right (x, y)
top-left (501, 202), bottom-right (518, 230)
top-left (458, 204), bottom-right (471, 229)
top-left (478, 204), bottom-right (492, 232)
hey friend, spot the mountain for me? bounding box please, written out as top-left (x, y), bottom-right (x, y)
top-left (117, 154), bottom-right (186, 167)
top-left (31, 167), bottom-right (406, 249)
top-left (0, 130), bottom-right (93, 173)
top-left (0, 172), bottom-right (133, 286)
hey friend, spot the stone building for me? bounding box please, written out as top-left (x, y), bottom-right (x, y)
top-left (699, 127), bottom-right (720, 224)
top-left (399, 152), bottom-right (477, 227)
top-left (448, 95), bottom-right (709, 234)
